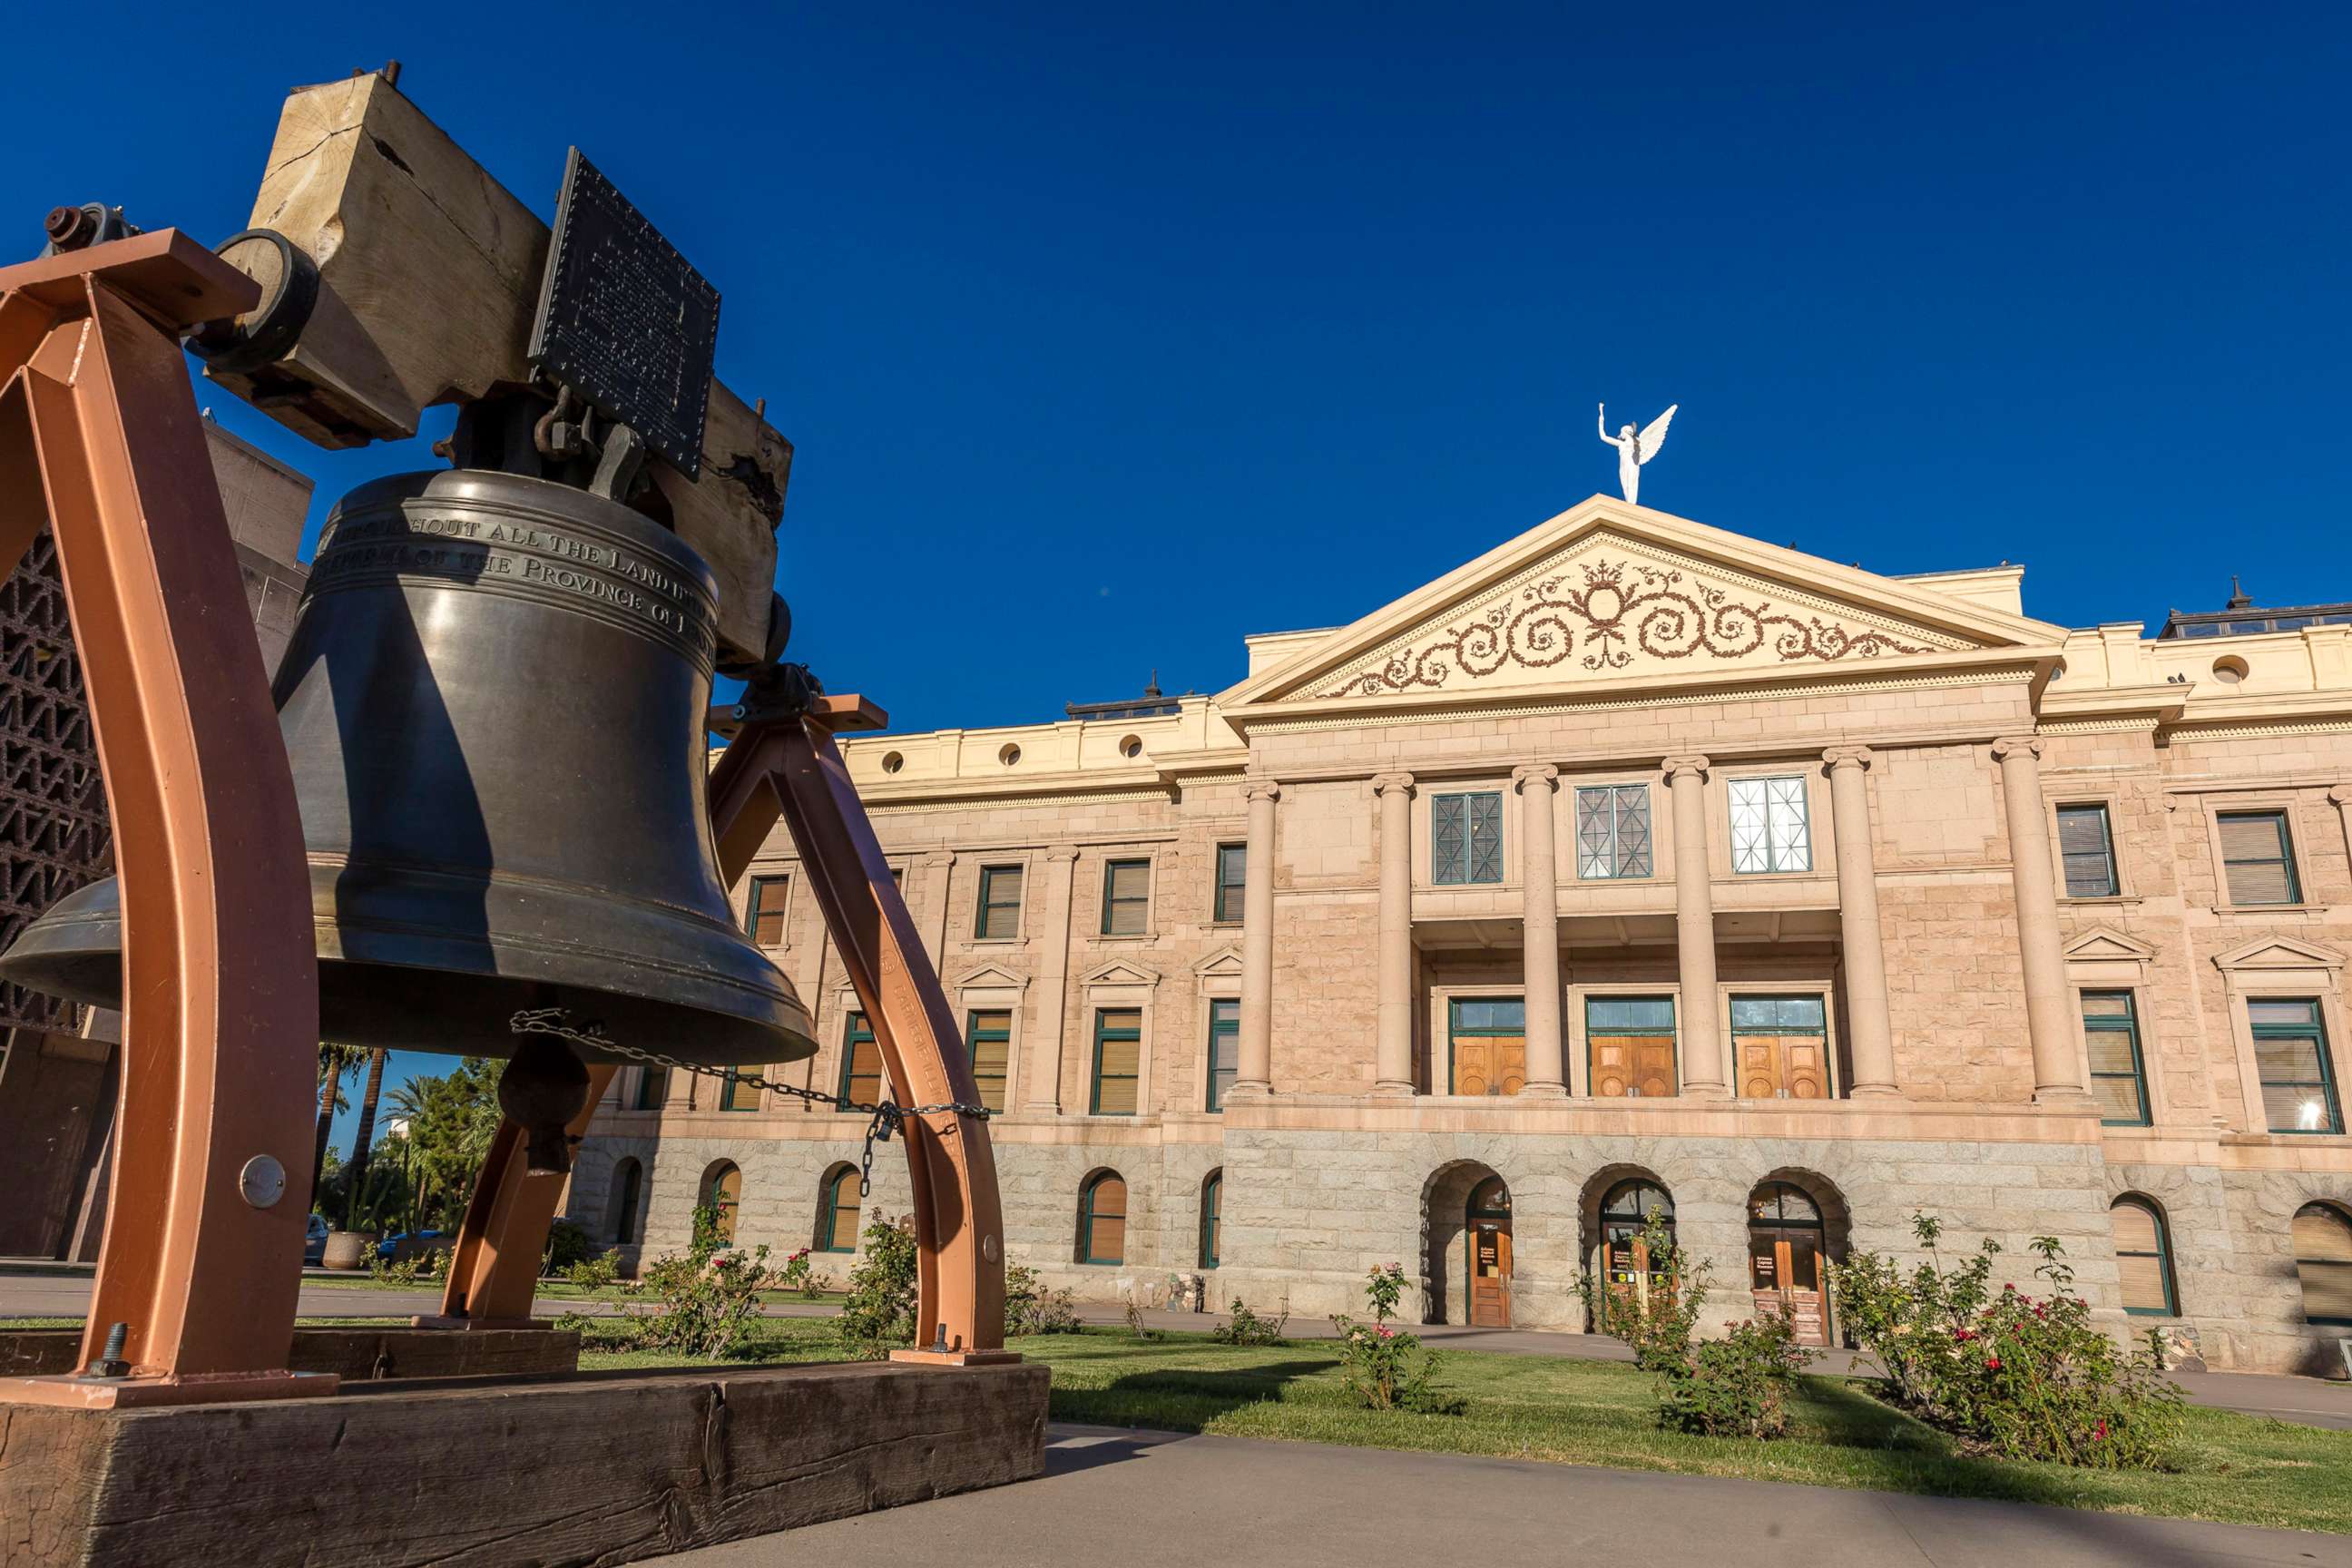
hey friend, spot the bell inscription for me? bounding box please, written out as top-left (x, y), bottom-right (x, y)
top-left (528, 147), bottom-right (720, 478)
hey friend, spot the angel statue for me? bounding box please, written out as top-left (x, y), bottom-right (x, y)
top-left (1597, 402), bottom-right (1677, 505)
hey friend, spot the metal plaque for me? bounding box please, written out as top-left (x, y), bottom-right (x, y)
top-left (529, 148), bottom-right (720, 477)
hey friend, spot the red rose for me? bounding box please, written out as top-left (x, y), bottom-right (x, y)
top-left (1985, 1355), bottom-right (2002, 1370)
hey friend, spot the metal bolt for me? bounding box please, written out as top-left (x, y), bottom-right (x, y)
top-left (80, 1321), bottom-right (131, 1380)
top-left (44, 206), bottom-right (93, 251)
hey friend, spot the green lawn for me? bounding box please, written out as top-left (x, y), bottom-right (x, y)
top-left (573, 1318), bottom-right (2352, 1535)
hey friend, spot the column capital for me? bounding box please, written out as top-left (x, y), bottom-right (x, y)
top-left (1990, 734), bottom-right (2044, 763)
top-left (920, 848), bottom-right (956, 867)
top-left (1822, 744), bottom-right (1874, 771)
top-left (1045, 843), bottom-right (1082, 864)
top-left (1511, 762), bottom-right (1559, 792)
top-left (1370, 771), bottom-right (1416, 798)
top-left (1243, 777), bottom-right (1283, 805)
top-left (1661, 754), bottom-right (1710, 781)
top-left (2328, 783), bottom-right (2351, 808)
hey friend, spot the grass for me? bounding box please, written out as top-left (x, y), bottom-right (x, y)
top-left (299, 1273), bottom-right (822, 1306)
top-left (565, 1318), bottom-right (2352, 1535)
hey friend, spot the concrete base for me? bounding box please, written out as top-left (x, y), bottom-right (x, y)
top-left (0, 1357), bottom-right (1047, 1566)
top-left (0, 1325), bottom-right (581, 1383)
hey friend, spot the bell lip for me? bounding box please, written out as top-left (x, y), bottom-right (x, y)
top-left (325, 469), bottom-right (722, 605)
top-left (0, 871), bottom-right (819, 1066)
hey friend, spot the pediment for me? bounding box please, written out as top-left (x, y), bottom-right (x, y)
top-left (953, 962), bottom-right (1028, 993)
top-left (2063, 926), bottom-right (2159, 963)
top-left (1192, 944), bottom-right (1245, 979)
top-left (1223, 496), bottom-right (2062, 714)
top-left (2214, 935), bottom-right (2346, 972)
top-left (1080, 957), bottom-right (1161, 988)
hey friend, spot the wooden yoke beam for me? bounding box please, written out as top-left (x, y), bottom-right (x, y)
top-left (0, 233), bottom-right (328, 1408)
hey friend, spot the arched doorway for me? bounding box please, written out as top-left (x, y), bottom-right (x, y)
top-left (700, 1161), bottom-right (742, 1245)
top-left (1465, 1175), bottom-right (1514, 1328)
top-left (1747, 1181), bottom-right (1829, 1344)
top-left (1597, 1178), bottom-right (1674, 1331)
top-left (607, 1159), bottom-right (642, 1245)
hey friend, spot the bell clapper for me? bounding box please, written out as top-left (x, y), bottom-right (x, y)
top-left (497, 1034), bottom-right (593, 1175)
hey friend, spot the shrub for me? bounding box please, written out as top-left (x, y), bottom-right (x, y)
top-left (1329, 1266), bottom-right (1446, 1412)
top-left (562, 1249), bottom-right (622, 1291)
top-left (543, 1218), bottom-right (597, 1273)
top-left (839, 1215), bottom-right (919, 1355)
top-left (1575, 1211), bottom-right (1708, 1374)
top-left (1830, 1214), bottom-right (2183, 1468)
top-left (1210, 1296), bottom-right (1288, 1347)
top-left (778, 1247), bottom-right (832, 1299)
top-left (1004, 1262), bottom-right (1083, 1336)
top-left (368, 1249), bottom-right (442, 1287)
top-left (1658, 1310), bottom-right (1815, 1438)
top-left (613, 1205), bottom-right (778, 1359)
top-left (1363, 1261), bottom-right (1408, 1324)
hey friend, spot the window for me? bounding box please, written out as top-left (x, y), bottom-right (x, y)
top-left (747, 874), bottom-right (789, 945)
top-left (1730, 776), bottom-right (1811, 873)
top-left (631, 1064), bottom-right (670, 1111)
top-left (608, 1160), bottom-right (642, 1244)
top-left (817, 1165), bottom-right (859, 1253)
top-left (1091, 1008), bottom-right (1142, 1114)
top-left (719, 1070), bottom-right (760, 1112)
top-left (1213, 843), bottom-right (1247, 924)
top-left (1598, 1180), bottom-right (1676, 1327)
top-left (1199, 1171), bottom-right (1222, 1269)
top-left (1205, 997), bottom-right (1240, 1111)
top-left (2056, 804), bottom-right (2120, 897)
top-left (965, 1009), bottom-right (1011, 1113)
top-left (975, 864), bottom-right (1024, 939)
top-left (701, 1162), bottom-right (741, 1244)
top-left (1079, 1171), bottom-right (1127, 1264)
top-left (2082, 991), bottom-right (2151, 1126)
top-left (838, 1011), bottom-right (883, 1106)
top-left (1432, 791), bottom-right (1504, 885)
top-left (1575, 784), bottom-right (1652, 879)
top-left (2250, 998), bottom-right (2340, 1133)
top-left (2110, 1197), bottom-right (2177, 1316)
top-left (1102, 858), bottom-right (1152, 936)
top-left (2293, 1203), bottom-right (2352, 1325)
top-left (1587, 995), bottom-right (1677, 1098)
top-left (2219, 811), bottom-right (2300, 906)
top-left (1729, 995), bottom-right (1830, 1099)
top-left (1448, 996), bottom-right (1527, 1096)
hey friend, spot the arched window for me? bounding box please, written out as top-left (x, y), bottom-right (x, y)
top-left (2110, 1196), bottom-right (2178, 1317)
top-left (1199, 1171), bottom-right (1222, 1269)
top-left (817, 1165), bottom-right (860, 1254)
top-left (1079, 1171), bottom-right (1127, 1266)
top-left (1598, 1180), bottom-right (1675, 1319)
top-left (607, 1159), bottom-right (643, 1245)
top-left (2293, 1202), bottom-right (2352, 1326)
top-left (700, 1161), bottom-right (742, 1245)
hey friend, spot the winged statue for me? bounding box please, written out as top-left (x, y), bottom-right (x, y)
top-left (1596, 402), bottom-right (1677, 506)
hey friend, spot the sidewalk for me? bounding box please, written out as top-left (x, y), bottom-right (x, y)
top-left (669, 1422), bottom-right (2352, 1567)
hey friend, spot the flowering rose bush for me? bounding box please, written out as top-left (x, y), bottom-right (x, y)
top-left (1330, 1261), bottom-right (1447, 1410)
top-left (1573, 1212), bottom-right (1707, 1374)
top-left (1658, 1308), bottom-right (1815, 1438)
top-left (1830, 1213), bottom-right (2182, 1469)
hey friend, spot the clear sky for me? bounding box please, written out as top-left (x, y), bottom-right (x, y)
top-left (8, 4), bottom-right (2347, 1146)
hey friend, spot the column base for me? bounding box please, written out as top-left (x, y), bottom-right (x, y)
top-left (2033, 1085), bottom-right (2096, 1108)
top-left (1678, 1083), bottom-right (1730, 1101)
top-left (1518, 1081), bottom-right (1568, 1099)
top-left (1846, 1083), bottom-right (1903, 1101)
top-left (1224, 1081), bottom-right (1272, 1102)
top-left (1371, 1080), bottom-right (1417, 1098)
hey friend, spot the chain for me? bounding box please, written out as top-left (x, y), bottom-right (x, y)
top-left (511, 1006), bottom-right (988, 1198)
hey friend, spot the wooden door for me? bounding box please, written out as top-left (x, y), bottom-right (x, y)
top-left (1749, 1228), bottom-right (1828, 1344)
top-left (1453, 1034), bottom-right (1527, 1097)
top-left (1591, 1034), bottom-right (1675, 1098)
top-left (1735, 1033), bottom-right (1829, 1100)
top-left (1469, 1221), bottom-right (1511, 1327)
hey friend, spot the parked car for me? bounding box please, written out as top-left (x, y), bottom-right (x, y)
top-left (304, 1212), bottom-right (330, 1266)
top-left (377, 1228), bottom-right (449, 1262)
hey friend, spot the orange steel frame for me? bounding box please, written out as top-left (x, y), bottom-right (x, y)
top-left (432, 694), bottom-right (1010, 1361)
top-left (0, 231), bottom-right (1009, 1400)
top-left (0, 234), bottom-right (328, 1408)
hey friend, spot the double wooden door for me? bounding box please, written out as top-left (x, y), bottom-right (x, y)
top-left (1749, 1226), bottom-right (1828, 1344)
top-left (1589, 1033), bottom-right (1675, 1098)
top-left (1734, 1031), bottom-right (1830, 1100)
top-left (1452, 1034), bottom-right (1527, 1097)
top-left (1469, 1220), bottom-right (1512, 1327)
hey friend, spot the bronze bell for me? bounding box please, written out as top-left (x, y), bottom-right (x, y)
top-left (0, 468), bottom-right (817, 1068)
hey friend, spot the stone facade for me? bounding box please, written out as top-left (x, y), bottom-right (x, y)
top-left (573, 495), bottom-right (2352, 1373)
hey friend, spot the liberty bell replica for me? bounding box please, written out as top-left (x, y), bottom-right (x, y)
top-left (0, 152), bottom-right (819, 1171)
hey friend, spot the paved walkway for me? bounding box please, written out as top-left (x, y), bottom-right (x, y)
top-left (668, 1422), bottom-right (2352, 1567)
top-left (6, 1265), bottom-right (2349, 1431)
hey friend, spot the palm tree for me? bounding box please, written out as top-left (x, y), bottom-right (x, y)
top-left (341, 1048), bottom-right (390, 1228)
top-left (311, 1044), bottom-right (362, 1199)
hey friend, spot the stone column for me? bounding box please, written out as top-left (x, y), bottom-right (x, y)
top-left (1514, 764), bottom-right (1566, 1096)
top-left (1662, 756), bottom-right (1727, 1098)
top-left (1993, 736), bottom-right (2090, 1103)
top-left (1824, 746), bottom-right (1899, 1098)
top-left (2330, 785), bottom-right (2352, 873)
top-left (1373, 772), bottom-right (1418, 1094)
top-left (1022, 845), bottom-right (1082, 1112)
top-left (1233, 780), bottom-right (1280, 1097)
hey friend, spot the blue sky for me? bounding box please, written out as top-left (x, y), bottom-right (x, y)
top-left (9, 4), bottom-right (2346, 1145)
